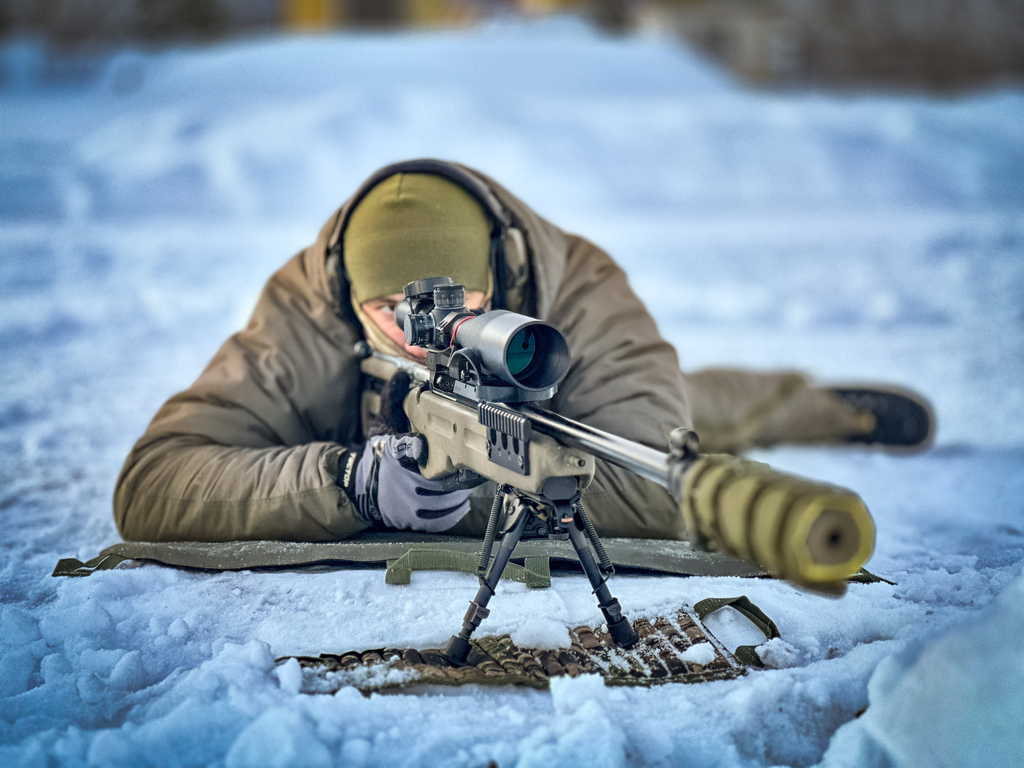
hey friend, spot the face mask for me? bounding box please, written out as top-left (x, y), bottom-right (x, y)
top-left (351, 288), bottom-right (416, 360)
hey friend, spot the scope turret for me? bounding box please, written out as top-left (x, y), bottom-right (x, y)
top-left (397, 277), bottom-right (570, 404)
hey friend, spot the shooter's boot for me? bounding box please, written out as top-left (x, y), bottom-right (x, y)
top-left (827, 385), bottom-right (935, 452)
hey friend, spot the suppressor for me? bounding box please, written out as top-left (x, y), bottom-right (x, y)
top-left (677, 453), bottom-right (875, 592)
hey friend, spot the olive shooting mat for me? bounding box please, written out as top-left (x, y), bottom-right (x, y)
top-left (52, 535), bottom-right (884, 691)
top-left (54, 533), bottom-right (887, 586)
top-left (54, 532), bottom-right (772, 580)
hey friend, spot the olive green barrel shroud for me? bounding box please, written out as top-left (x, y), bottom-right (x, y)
top-left (677, 453), bottom-right (875, 592)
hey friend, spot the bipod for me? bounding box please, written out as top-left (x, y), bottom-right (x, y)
top-left (441, 480), bottom-right (639, 665)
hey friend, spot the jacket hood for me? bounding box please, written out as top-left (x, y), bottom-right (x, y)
top-left (306, 160), bottom-right (570, 324)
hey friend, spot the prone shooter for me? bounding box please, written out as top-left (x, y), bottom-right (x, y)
top-left (115, 160), bottom-right (930, 654)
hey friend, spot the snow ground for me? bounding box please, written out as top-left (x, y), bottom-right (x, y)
top-left (1, 18), bottom-right (1023, 768)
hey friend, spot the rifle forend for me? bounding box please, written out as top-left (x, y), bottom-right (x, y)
top-left (403, 385), bottom-right (595, 495)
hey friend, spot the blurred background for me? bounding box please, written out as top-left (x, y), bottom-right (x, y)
top-left (3, 0), bottom-right (1024, 90)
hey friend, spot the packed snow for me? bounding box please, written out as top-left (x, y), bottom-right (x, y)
top-left (2, 17), bottom-right (1023, 768)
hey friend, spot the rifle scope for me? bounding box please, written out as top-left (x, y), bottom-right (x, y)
top-left (396, 277), bottom-right (570, 401)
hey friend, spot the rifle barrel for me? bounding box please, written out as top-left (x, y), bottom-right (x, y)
top-left (361, 348), bottom-right (431, 383)
top-left (523, 407), bottom-right (672, 488)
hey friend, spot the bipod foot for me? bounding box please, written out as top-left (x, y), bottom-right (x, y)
top-left (603, 601), bottom-right (640, 648)
top-left (441, 635), bottom-right (473, 666)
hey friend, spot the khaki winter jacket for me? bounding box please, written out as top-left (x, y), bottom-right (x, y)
top-left (114, 165), bottom-right (692, 543)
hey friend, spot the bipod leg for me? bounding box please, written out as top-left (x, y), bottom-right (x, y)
top-left (565, 506), bottom-right (639, 649)
top-left (442, 503), bottom-right (530, 666)
top-left (477, 485), bottom-right (508, 580)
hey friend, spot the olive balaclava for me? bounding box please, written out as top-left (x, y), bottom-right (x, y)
top-left (344, 172), bottom-right (494, 358)
top-left (344, 172), bottom-right (492, 304)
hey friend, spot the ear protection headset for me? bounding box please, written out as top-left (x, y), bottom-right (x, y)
top-left (329, 159), bottom-right (529, 326)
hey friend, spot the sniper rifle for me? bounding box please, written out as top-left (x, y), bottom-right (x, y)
top-left (356, 277), bottom-right (875, 666)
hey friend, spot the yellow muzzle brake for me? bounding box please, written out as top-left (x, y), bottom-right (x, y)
top-left (679, 454), bottom-right (875, 593)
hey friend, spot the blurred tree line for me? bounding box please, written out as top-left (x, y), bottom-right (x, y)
top-left (1, 0), bottom-right (1021, 90)
top-left (0, 0), bottom-right (277, 48)
top-left (648, 0), bottom-right (1024, 90)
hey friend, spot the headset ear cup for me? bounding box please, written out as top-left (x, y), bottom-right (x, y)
top-left (327, 240), bottom-right (360, 327)
top-left (501, 227), bottom-right (528, 292)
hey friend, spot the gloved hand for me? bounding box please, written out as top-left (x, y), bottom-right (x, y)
top-left (337, 434), bottom-right (474, 533)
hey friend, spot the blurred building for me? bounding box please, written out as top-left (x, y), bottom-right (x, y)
top-left (0, 0), bottom-right (279, 47)
top-left (279, 0), bottom-right (623, 29)
top-left (0, 0), bottom-right (487, 46)
top-left (283, 0), bottom-right (478, 29)
top-left (639, 1), bottom-right (798, 83)
top-left (0, 0), bottom-right (612, 44)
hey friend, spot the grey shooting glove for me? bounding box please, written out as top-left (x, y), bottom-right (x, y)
top-left (338, 434), bottom-right (474, 533)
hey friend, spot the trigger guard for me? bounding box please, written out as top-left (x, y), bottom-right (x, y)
top-left (436, 469), bottom-right (488, 493)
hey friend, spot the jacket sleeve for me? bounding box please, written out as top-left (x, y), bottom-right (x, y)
top-left (113, 248), bottom-right (369, 542)
top-left (545, 236), bottom-right (692, 540)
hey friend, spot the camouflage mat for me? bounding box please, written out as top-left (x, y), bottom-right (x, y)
top-left (278, 607), bottom-right (745, 693)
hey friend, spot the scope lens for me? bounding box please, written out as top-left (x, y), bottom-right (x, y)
top-left (506, 327), bottom-right (538, 376)
top-left (452, 311), bottom-right (570, 393)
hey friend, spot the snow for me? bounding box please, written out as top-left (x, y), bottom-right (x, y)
top-left (2, 16), bottom-right (1023, 768)
top-left (820, 571), bottom-right (1024, 768)
top-left (678, 642), bottom-right (718, 667)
